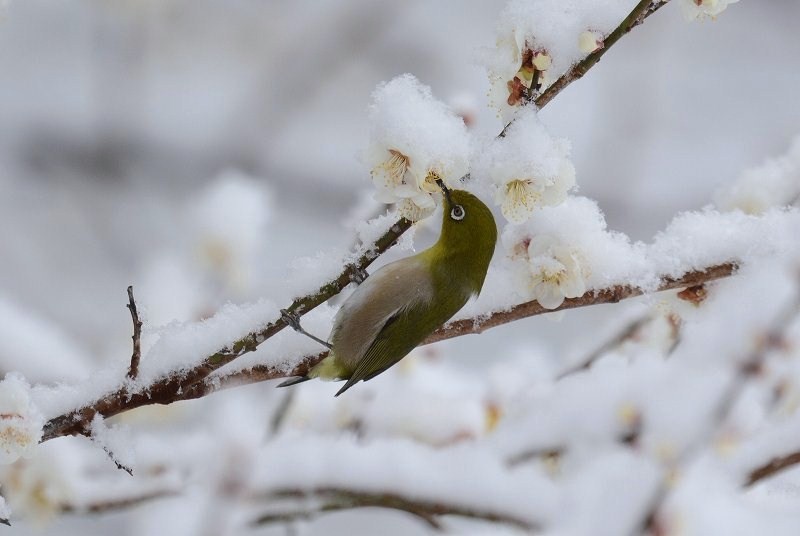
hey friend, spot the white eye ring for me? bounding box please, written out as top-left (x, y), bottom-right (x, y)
top-left (450, 205), bottom-right (465, 221)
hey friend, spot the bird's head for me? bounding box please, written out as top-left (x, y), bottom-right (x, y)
top-left (434, 179), bottom-right (497, 291)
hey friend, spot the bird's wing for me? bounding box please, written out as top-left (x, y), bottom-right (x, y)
top-left (334, 299), bottom-right (431, 397)
top-left (330, 257), bottom-right (432, 371)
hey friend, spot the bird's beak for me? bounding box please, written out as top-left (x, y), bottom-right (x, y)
top-left (436, 178), bottom-right (453, 206)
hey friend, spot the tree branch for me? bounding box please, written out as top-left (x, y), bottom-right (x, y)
top-left (533, 0), bottom-right (670, 109)
top-left (639, 287), bottom-right (800, 533)
top-left (746, 452), bottom-right (800, 487)
top-left (251, 488), bottom-right (538, 532)
top-left (181, 262), bottom-right (737, 400)
top-left (60, 490), bottom-right (176, 515)
top-left (41, 219), bottom-right (411, 441)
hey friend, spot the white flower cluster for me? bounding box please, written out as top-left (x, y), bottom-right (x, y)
top-left (502, 197), bottom-right (647, 309)
top-left (473, 108), bottom-right (575, 223)
top-left (483, 0), bottom-right (633, 118)
top-left (680, 0), bottom-right (739, 22)
top-left (521, 235), bottom-right (588, 309)
top-left (366, 74), bottom-right (469, 221)
top-left (0, 374), bottom-right (44, 465)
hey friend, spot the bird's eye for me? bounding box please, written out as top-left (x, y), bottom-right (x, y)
top-left (450, 205), bottom-right (465, 221)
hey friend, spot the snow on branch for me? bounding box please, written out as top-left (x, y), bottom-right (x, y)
top-left (35, 0), bottom-right (676, 447)
top-left (192, 260), bottom-right (737, 399)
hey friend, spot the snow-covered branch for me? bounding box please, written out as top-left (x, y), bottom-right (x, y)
top-left (188, 260), bottom-right (737, 399)
top-left (37, 0), bottom-right (676, 446)
top-left (525, 0), bottom-right (670, 111)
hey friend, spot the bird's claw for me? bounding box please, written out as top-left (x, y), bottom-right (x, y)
top-left (351, 267), bottom-right (369, 285)
top-left (280, 309), bottom-right (302, 332)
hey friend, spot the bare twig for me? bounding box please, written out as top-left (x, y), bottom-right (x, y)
top-left (556, 315), bottom-right (651, 380)
top-left (746, 451), bottom-right (800, 487)
top-left (126, 286), bottom-right (143, 381)
top-left (60, 490), bottom-right (176, 515)
top-left (101, 444), bottom-right (133, 476)
top-left (251, 488), bottom-right (538, 532)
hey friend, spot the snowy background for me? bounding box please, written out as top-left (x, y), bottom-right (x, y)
top-left (0, 0), bottom-right (799, 534)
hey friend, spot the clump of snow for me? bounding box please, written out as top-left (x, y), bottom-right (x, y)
top-left (0, 374), bottom-right (44, 465)
top-left (133, 299), bottom-right (280, 387)
top-left (680, 0), bottom-right (740, 22)
top-left (482, 0), bottom-right (638, 118)
top-left (90, 414), bottom-right (135, 473)
top-left (715, 136), bottom-right (800, 215)
top-left (365, 74), bottom-right (469, 221)
top-left (472, 107), bottom-right (575, 223)
top-left (648, 207), bottom-right (800, 280)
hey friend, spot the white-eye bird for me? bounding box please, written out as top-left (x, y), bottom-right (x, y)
top-left (279, 181), bottom-right (497, 396)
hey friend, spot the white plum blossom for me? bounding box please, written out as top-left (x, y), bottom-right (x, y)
top-left (0, 374), bottom-right (44, 465)
top-left (680, 0), bottom-right (739, 21)
top-left (484, 32), bottom-right (552, 118)
top-left (499, 197), bottom-right (650, 309)
top-left (473, 107), bottom-right (575, 223)
top-left (526, 235), bottom-right (588, 309)
top-left (366, 74), bottom-right (469, 221)
top-left (483, 0), bottom-right (635, 118)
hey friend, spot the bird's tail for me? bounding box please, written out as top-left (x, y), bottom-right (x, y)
top-left (276, 376), bottom-right (311, 388)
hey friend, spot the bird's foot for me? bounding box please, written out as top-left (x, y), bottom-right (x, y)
top-left (350, 267), bottom-right (369, 285)
top-left (280, 309), bottom-right (302, 331)
top-left (280, 309), bottom-right (333, 350)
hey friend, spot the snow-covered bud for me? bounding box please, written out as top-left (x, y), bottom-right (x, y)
top-left (526, 235), bottom-right (588, 309)
top-left (366, 74), bottom-right (469, 221)
top-left (473, 107), bottom-right (575, 223)
top-left (0, 374), bottom-right (44, 465)
top-left (578, 30), bottom-right (604, 54)
top-left (680, 0), bottom-right (739, 21)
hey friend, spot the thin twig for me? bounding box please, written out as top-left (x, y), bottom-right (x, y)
top-left (556, 314), bottom-right (651, 380)
top-left (101, 444), bottom-right (133, 476)
top-left (126, 286), bottom-right (143, 381)
top-left (746, 451), bottom-right (800, 487)
top-left (60, 490), bottom-right (176, 514)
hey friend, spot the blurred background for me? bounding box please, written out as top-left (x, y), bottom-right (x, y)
top-left (0, 0), bottom-right (798, 534)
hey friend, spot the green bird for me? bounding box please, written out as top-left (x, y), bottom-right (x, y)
top-left (279, 181), bottom-right (497, 396)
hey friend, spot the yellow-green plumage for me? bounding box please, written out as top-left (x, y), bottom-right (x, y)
top-left (291, 188), bottom-right (496, 396)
